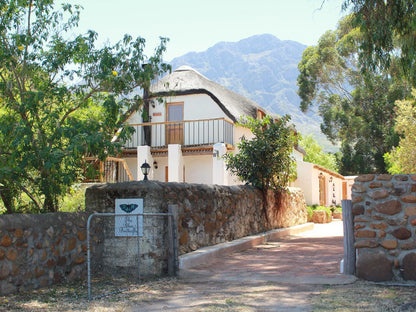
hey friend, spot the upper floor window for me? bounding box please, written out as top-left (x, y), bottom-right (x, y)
top-left (257, 109), bottom-right (266, 120)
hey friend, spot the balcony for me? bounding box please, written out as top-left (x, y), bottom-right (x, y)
top-left (123, 118), bottom-right (234, 149)
top-left (83, 157), bottom-right (134, 183)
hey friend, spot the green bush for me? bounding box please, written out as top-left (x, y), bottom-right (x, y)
top-left (0, 184), bottom-right (87, 214)
top-left (307, 205), bottom-right (334, 219)
top-left (307, 206), bottom-right (314, 221)
top-left (58, 184), bottom-right (86, 212)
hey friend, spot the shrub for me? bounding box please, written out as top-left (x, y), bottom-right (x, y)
top-left (307, 205), bottom-right (333, 219)
top-left (58, 184), bottom-right (86, 212)
top-left (307, 206), bottom-right (314, 221)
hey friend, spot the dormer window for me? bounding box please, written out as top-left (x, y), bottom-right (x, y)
top-left (257, 109), bottom-right (266, 120)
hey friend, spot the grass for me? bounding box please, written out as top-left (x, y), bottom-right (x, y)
top-left (0, 277), bottom-right (178, 312)
top-left (312, 281), bottom-right (416, 312)
top-left (1, 278), bottom-right (415, 311)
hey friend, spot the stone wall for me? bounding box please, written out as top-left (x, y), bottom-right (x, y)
top-left (352, 174), bottom-right (416, 281)
top-left (0, 181), bottom-right (307, 295)
top-left (0, 212), bottom-right (89, 295)
top-left (85, 181), bottom-right (307, 257)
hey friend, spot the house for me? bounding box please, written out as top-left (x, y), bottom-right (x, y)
top-left (105, 65), bottom-right (353, 206)
top-left (120, 65), bottom-right (273, 185)
top-left (292, 151), bottom-right (355, 206)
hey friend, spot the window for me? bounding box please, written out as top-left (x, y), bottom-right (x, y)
top-left (257, 109), bottom-right (266, 120)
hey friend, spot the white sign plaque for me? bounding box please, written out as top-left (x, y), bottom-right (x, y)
top-left (115, 198), bottom-right (143, 237)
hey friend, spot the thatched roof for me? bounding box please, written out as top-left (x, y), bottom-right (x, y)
top-left (150, 66), bottom-right (268, 122)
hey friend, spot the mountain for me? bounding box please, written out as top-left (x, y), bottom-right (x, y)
top-left (170, 34), bottom-right (337, 152)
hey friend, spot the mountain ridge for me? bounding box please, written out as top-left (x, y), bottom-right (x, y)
top-left (169, 34), bottom-right (337, 152)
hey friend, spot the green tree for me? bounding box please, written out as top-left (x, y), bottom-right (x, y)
top-left (343, 0), bottom-right (416, 84)
top-left (300, 135), bottom-right (338, 172)
top-left (384, 89), bottom-right (416, 174)
top-left (224, 115), bottom-right (297, 192)
top-left (0, 0), bottom-right (170, 212)
top-left (297, 14), bottom-right (408, 175)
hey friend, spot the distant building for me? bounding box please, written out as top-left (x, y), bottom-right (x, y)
top-left (292, 153), bottom-right (356, 206)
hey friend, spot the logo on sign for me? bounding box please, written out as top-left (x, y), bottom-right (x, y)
top-left (115, 198), bottom-right (143, 237)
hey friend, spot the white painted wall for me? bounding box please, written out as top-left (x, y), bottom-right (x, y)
top-left (168, 144), bottom-right (184, 182)
top-left (183, 154), bottom-right (213, 184)
top-left (213, 143), bottom-right (227, 185)
top-left (125, 94), bottom-right (234, 147)
top-left (124, 157), bottom-right (138, 180)
top-left (121, 92), bottom-right (256, 187)
top-left (152, 156), bottom-right (167, 182)
top-left (126, 94), bottom-right (230, 124)
top-left (294, 161), bottom-right (316, 205)
top-left (294, 161), bottom-right (346, 206)
top-left (326, 176), bottom-right (343, 206)
top-left (293, 149), bottom-right (304, 162)
top-left (344, 176), bottom-right (357, 200)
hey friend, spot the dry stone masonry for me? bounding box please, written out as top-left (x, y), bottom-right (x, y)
top-left (0, 213), bottom-right (89, 295)
top-left (352, 174), bottom-right (416, 281)
top-left (0, 181), bottom-right (307, 295)
top-left (85, 181), bottom-right (307, 255)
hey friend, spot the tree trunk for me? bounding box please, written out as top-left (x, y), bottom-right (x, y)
top-left (43, 193), bottom-right (56, 213)
top-left (142, 66), bottom-right (151, 146)
top-left (0, 187), bottom-right (15, 214)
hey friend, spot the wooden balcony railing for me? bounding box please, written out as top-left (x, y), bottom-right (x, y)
top-left (83, 157), bottom-right (134, 183)
top-left (123, 118), bottom-right (234, 148)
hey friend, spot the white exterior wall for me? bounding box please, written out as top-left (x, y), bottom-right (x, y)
top-left (125, 157), bottom-right (138, 180)
top-left (122, 93), bottom-right (252, 187)
top-left (152, 156), bottom-right (168, 182)
top-left (294, 161), bottom-right (317, 205)
top-left (125, 94), bottom-right (233, 148)
top-left (326, 176), bottom-right (343, 206)
top-left (344, 176), bottom-right (357, 200)
top-left (213, 143), bottom-right (227, 185)
top-left (292, 149), bottom-right (304, 162)
top-left (126, 94), bottom-right (230, 124)
top-left (294, 161), bottom-right (345, 206)
top-left (183, 154), bottom-right (213, 184)
top-left (234, 125), bottom-right (254, 144)
top-left (168, 144), bottom-right (184, 182)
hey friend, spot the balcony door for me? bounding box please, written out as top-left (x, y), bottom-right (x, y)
top-left (166, 102), bottom-right (184, 145)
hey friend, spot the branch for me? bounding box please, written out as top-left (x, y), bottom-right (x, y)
top-left (19, 185), bottom-right (42, 211)
top-left (21, 0), bottom-right (33, 77)
top-left (57, 86), bottom-right (102, 128)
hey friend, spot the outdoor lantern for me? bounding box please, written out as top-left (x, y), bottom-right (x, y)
top-left (141, 161), bottom-right (151, 181)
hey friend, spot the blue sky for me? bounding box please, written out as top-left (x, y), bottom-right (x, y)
top-left (71, 0), bottom-right (347, 61)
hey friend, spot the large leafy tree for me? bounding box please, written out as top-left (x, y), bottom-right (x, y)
top-left (343, 0), bottom-right (416, 85)
top-left (300, 135), bottom-right (338, 172)
top-left (297, 14), bottom-right (409, 175)
top-left (384, 89), bottom-right (416, 174)
top-left (224, 115), bottom-right (297, 192)
top-left (0, 0), bottom-right (170, 212)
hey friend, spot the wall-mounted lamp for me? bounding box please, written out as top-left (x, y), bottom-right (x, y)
top-left (153, 160), bottom-right (158, 169)
top-left (140, 161), bottom-right (151, 181)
